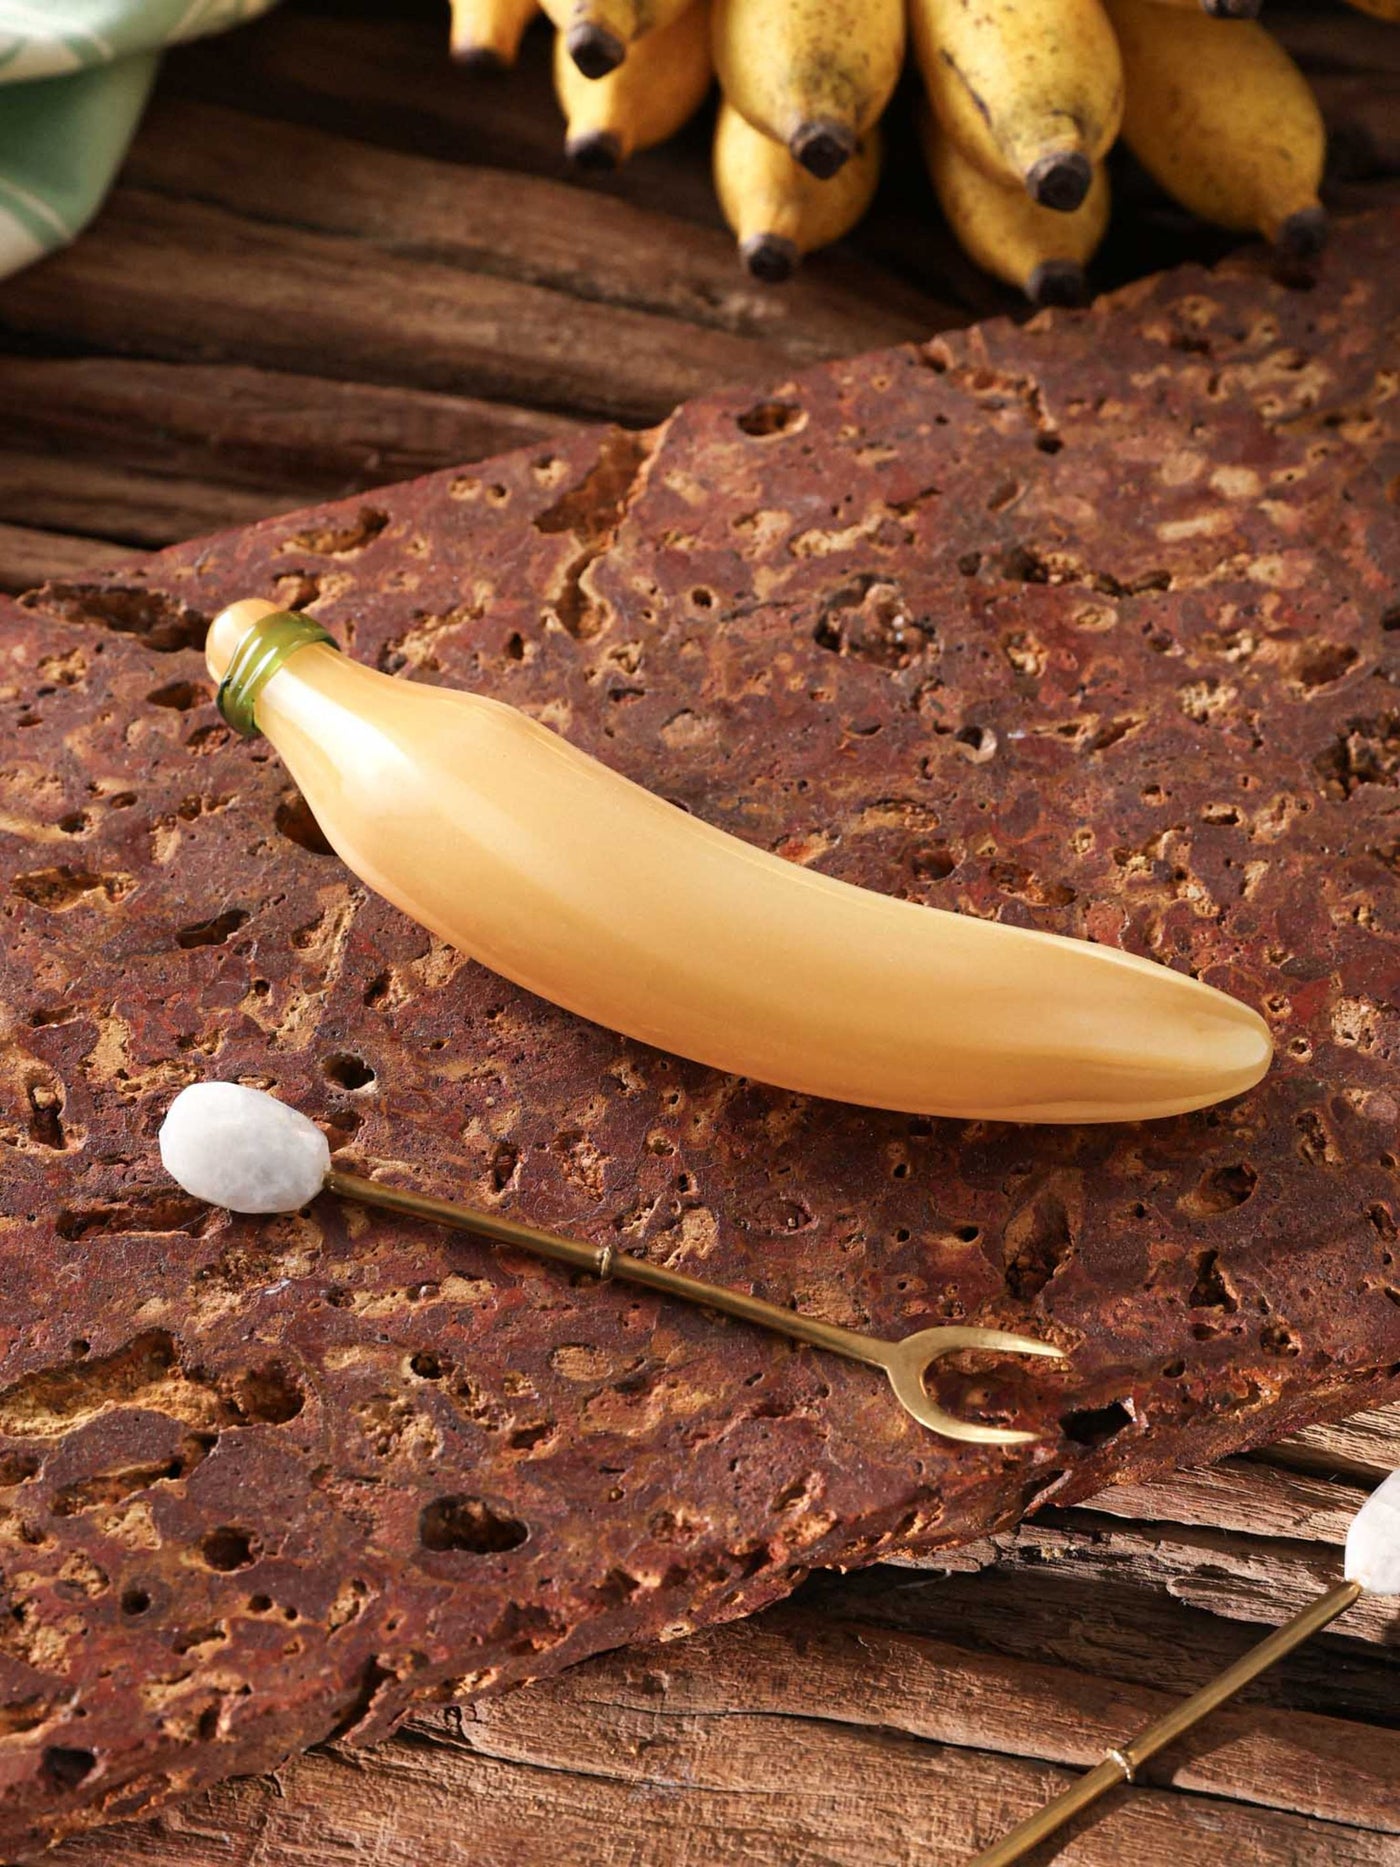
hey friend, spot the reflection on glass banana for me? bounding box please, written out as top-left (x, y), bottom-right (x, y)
top-left (207, 600), bottom-right (1272, 1124)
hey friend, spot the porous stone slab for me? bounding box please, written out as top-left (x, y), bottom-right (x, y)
top-left (0, 209), bottom-right (1397, 1855)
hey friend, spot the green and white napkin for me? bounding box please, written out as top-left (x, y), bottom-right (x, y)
top-left (0, 1), bottom-right (277, 277)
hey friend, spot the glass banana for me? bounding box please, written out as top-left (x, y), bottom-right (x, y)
top-left (208, 599), bottom-right (1272, 1124)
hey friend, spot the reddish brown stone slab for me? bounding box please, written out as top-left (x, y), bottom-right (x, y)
top-left (1, 210), bottom-right (1398, 1856)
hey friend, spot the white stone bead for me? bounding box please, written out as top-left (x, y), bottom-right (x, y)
top-left (1344, 1469), bottom-right (1400, 1596)
top-left (160, 1083), bottom-right (330, 1214)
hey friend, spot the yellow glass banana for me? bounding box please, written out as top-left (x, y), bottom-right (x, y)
top-left (711, 0), bottom-right (903, 179)
top-left (207, 600), bottom-right (1272, 1126)
top-left (449, 0), bottom-right (539, 67)
top-left (554, 1), bottom-right (712, 168)
top-left (713, 101), bottom-right (880, 279)
top-left (920, 108), bottom-right (1109, 304)
top-left (1108, 0), bottom-right (1327, 252)
top-left (540, 0), bottom-right (694, 76)
top-left (909, 0), bottom-right (1122, 211)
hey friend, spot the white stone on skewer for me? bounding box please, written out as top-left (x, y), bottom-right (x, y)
top-left (159, 1082), bottom-right (330, 1214)
top-left (1344, 1468), bottom-right (1400, 1597)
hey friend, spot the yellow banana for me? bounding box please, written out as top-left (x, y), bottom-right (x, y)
top-left (713, 101), bottom-right (880, 279)
top-left (711, 0), bottom-right (903, 178)
top-left (1108, 0), bottom-right (1327, 252)
top-left (205, 600), bottom-right (1272, 1125)
top-left (921, 109), bottom-right (1108, 304)
top-left (1339, 0), bottom-right (1400, 14)
top-left (909, 0), bottom-right (1122, 210)
top-left (554, 2), bottom-right (712, 168)
top-left (448, 0), bottom-right (539, 67)
top-left (539, 0), bottom-right (694, 76)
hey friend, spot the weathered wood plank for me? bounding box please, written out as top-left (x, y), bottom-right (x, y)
top-left (895, 1515), bottom-right (1400, 1646)
top-left (166, 5), bottom-right (727, 229)
top-left (814, 1563), bottom-right (1400, 1727)
top-left (0, 358), bottom-right (587, 500)
top-left (0, 522), bottom-right (139, 594)
top-left (0, 448), bottom-right (301, 548)
top-left (128, 98), bottom-right (951, 358)
top-left (1264, 1401), bottom-right (1400, 1485)
top-left (442, 1609), bottom-right (1400, 1829)
top-left (49, 1613), bottom-right (1400, 1866)
top-left (1085, 1456), bottom-right (1364, 1545)
top-left (0, 191), bottom-right (817, 425)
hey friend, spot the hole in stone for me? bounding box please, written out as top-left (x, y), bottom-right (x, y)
top-left (504, 632), bottom-right (525, 660)
top-left (23, 584), bottom-right (205, 653)
top-left (58, 812), bottom-right (88, 835)
top-left (274, 792), bottom-right (334, 855)
top-left (1003, 1194), bottom-right (1074, 1301)
top-left (120, 1587), bottom-right (150, 1616)
top-left (147, 680), bottom-right (210, 712)
top-left (955, 1224), bottom-right (981, 1243)
top-left (955, 723), bottom-right (997, 764)
top-left (0, 1453), bottom-right (39, 1487)
top-left (1182, 1162), bottom-right (1257, 1217)
top-left (42, 1747), bottom-right (96, 1790)
top-left (232, 1364), bottom-right (305, 1425)
top-left (489, 1141), bottom-right (519, 1193)
top-left (1315, 713), bottom-right (1400, 799)
top-left (247, 1594), bottom-right (273, 1613)
top-left (1035, 433), bottom-right (1064, 455)
top-left (199, 1527), bottom-right (257, 1572)
top-left (420, 1496), bottom-right (528, 1554)
top-left (176, 908), bottom-right (248, 949)
top-left (1190, 1249), bottom-right (1239, 1312)
top-left (914, 845), bottom-right (957, 881)
top-left (1162, 1359), bottom-right (1186, 1379)
top-left (691, 587), bottom-right (715, 609)
top-left (1061, 1401), bottom-right (1132, 1446)
top-left (323, 1053), bottom-right (375, 1091)
top-left (736, 400), bottom-right (804, 438)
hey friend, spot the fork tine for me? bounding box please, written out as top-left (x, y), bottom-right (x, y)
top-left (882, 1325), bottom-right (1066, 1443)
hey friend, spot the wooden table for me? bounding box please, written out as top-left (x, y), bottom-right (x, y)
top-left (4, 4), bottom-right (1399, 1860)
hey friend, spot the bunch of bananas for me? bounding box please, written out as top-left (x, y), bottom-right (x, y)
top-left (447, 0), bottom-right (1390, 301)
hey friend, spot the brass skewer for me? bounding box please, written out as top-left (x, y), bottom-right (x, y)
top-left (324, 1169), bottom-right (1064, 1445)
top-left (968, 1577), bottom-right (1365, 1864)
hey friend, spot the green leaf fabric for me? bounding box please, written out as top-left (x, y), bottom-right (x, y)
top-left (0, 1), bottom-right (278, 275)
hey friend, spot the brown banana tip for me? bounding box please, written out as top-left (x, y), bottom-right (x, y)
top-left (1277, 204), bottom-right (1329, 261)
top-left (567, 130), bottom-right (623, 171)
top-left (1026, 151), bottom-right (1092, 214)
top-left (452, 42), bottom-right (509, 70)
top-left (1027, 259), bottom-right (1087, 309)
top-left (790, 121), bottom-right (855, 180)
top-left (565, 22), bottom-right (626, 77)
top-left (740, 234), bottom-right (800, 283)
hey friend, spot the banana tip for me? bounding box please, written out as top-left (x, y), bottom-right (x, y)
top-left (452, 41), bottom-right (510, 71)
top-left (740, 234), bottom-right (800, 284)
top-left (1026, 151), bottom-right (1092, 215)
top-left (567, 130), bottom-right (623, 171)
top-left (566, 22), bottom-right (626, 77)
top-left (1027, 259), bottom-right (1088, 309)
top-left (790, 120), bottom-right (855, 181)
top-left (1277, 205), bottom-right (1329, 262)
top-left (1202, 0), bottom-right (1261, 14)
